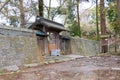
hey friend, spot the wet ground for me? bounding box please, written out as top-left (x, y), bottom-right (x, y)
top-left (0, 55), bottom-right (120, 80)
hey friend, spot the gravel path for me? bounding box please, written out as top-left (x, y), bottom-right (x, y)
top-left (0, 55), bottom-right (120, 80)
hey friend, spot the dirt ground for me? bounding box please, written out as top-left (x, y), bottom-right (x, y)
top-left (0, 55), bottom-right (120, 80)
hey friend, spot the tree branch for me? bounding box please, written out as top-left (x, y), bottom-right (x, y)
top-left (0, 0), bottom-right (11, 12)
top-left (51, 0), bottom-right (67, 20)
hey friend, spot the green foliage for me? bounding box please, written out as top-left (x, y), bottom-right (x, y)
top-left (9, 16), bottom-right (19, 27)
top-left (107, 2), bottom-right (117, 22)
top-left (57, 8), bottom-right (67, 15)
top-left (90, 5), bottom-right (100, 24)
top-left (82, 28), bottom-right (100, 41)
top-left (107, 2), bottom-right (120, 34)
top-left (68, 21), bottom-right (100, 40)
top-left (107, 0), bottom-right (114, 2)
top-left (87, 31), bottom-right (100, 41)
top-left (68, 21), bottom-right (81, 36)
top-left (0, 70), bottom-right (4, 75)
top-left (48, 7), bottom-right (57, 19)
top-left (66, 0), bottom-right (76, 24)
top-left (67, 0), bottom-right (91, 38)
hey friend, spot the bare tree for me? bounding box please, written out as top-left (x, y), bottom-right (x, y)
top-left (48, 0), bottom-right (52, 19)
top-left (96, 0), bottom-right (99, 40)
top-left (19, 0), bottom-right (25, 28)
top-left (76, 0), bottom-right (81, 37)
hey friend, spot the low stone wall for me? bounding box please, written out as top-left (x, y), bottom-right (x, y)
top-left (0, 26), bottom-right (40, 68)
top-left (70, 37), bottom-right (100, 56)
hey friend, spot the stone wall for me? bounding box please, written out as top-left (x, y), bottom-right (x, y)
top-left (70, 37), bottom-right (100, 56)
top-left (0, 26), bottom-right (40, 68)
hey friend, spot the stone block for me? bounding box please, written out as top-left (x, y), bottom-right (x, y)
top-left (2, 65), bottom-right (19, 71)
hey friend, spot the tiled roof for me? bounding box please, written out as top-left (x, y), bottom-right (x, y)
top-left (28, 16), bottom-right (68, 31)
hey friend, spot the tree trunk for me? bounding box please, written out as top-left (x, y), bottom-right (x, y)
top-left (100, 0), bottom-right (108, 53)
top-left (77, 2), bottom-right (81, 37)
top-left (115, 32), bottom-right (117, 52)
top-left (38, 0), bottom-right (43, 17)
top-left (48, 0), bottom-right (51, 19)
top-left (117, 0), bottom-right (120, 25)
top-left (96, 0), bottom-right (99, 40)
top-left (19, 0), bottom-right (25, 28)
top-left (115, 0), bottom-right (120, 53)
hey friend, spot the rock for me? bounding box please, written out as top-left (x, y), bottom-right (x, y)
top-left (65, 54), bottom-right (85, 60)
top-left (55, 60), bottom-right (63, 63)
top-left (49, 60), bottom-right (55, 64)
top-left (63, 58), bottom-right (71, 62)
top-left (23, 63), bottom-right (39, 68)
top-left (44, 62), bottom-right (49, 64)
top-left (111, 68), bottom-right (120, 70)
top-left (2, 65), bottom-right (19, 71)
